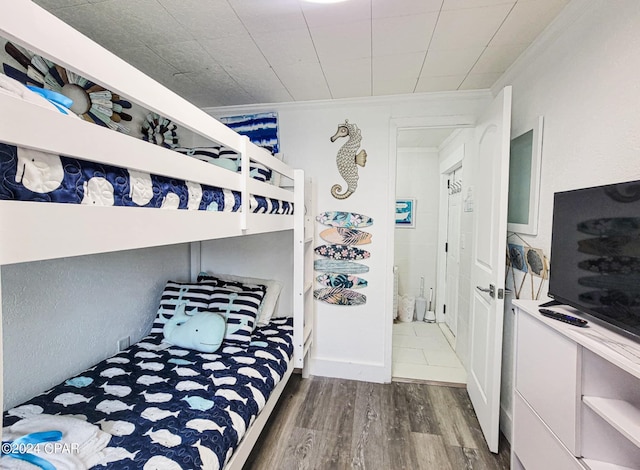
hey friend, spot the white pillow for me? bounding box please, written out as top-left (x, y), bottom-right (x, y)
top-left (197, 272), bottom-right (283, 326)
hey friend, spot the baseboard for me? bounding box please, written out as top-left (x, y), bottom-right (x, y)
top-left (500, 402), bottom-right (513, 445)
top-left (310, 357), bottom-right (387, 383)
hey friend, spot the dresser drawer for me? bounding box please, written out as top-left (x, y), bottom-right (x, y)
top-left (516, 310), bottom-right (580, 453)
top-left (513, 393), bottom-right (583, 470)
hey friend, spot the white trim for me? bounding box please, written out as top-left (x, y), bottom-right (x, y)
top-left (385, 120), bottom-right (399, 382)
top-left (204, 91), bottom-right (493, 115)
top-left (311, 357), bottom-right (387, 383)
top-left (507, 116), bottom-right (544, 236)
top-left (0, 92), bottom-right (244, 191)
top-left (387, 116), bottom-right (475, 382)
top-left (500, 402), bottom-right (513, 446)
top-left (436, 144), bottom-right (465, 325)
top-left (0, 203), bottom-right (295, 266)
top-left (225, 362), bottom-right (295, 470)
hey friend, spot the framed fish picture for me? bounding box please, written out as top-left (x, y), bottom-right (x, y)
top-left (395, 198), bottom-right (415, 228)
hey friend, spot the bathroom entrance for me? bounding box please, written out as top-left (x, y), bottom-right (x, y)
top-left (391, 126), bottom-right (468, 385)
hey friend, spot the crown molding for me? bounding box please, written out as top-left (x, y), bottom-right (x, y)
top-left (202, 89), bottom-right (493, 116)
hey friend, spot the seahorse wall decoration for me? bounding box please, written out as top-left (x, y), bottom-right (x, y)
top-left (330, 119), bottom-right (367, 199)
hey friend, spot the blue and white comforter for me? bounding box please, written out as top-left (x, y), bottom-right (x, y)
top-left (0, 143), bottom-right (293, 215)
top-left (3, 318), bottom-right (294, 469)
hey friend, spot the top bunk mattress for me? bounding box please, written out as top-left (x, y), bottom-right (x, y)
top-left (0, 142), bottom-right (294, 215)
top-left (2, 317), bottom-right (294, 469)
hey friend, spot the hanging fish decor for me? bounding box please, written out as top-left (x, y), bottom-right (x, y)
top-left (330, 119), bottom-right (367, 199)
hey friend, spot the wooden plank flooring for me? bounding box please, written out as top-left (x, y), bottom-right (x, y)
top-left (244, 374), bottom-right (511, 470)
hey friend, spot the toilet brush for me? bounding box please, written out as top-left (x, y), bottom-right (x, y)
top-left (424, 287), bottom-right (436, 322)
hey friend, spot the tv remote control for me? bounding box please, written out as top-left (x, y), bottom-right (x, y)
top-left (539, 308), bottom-right (589, 327)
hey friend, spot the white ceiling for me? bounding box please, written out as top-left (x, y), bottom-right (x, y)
top-left (397, 127), bottom-right (456, 149)
top-left (33, 0), bottom-right (569, 108)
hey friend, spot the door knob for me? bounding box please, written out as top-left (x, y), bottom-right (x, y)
top-left (476, 284), bottom-right (496, 298)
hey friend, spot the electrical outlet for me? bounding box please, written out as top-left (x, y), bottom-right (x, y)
top-left (117, 336), bottom-right (130, 352)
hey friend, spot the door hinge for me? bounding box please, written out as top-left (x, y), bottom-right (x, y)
top-left (443, 304), bottom-right (446, 314)
top-left (445, 242), bottom-right (448, 253)
top-left (447, 179), bottom-right (450, 189)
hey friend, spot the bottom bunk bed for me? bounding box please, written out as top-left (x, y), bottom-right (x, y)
top-left (1, 279), bottom-right (296, 470)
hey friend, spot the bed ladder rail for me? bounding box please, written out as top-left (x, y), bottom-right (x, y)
top-left (293, 170), bottom-right (314, 375)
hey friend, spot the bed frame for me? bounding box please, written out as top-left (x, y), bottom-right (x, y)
top-left (0, 1), bottom-right (314, 467)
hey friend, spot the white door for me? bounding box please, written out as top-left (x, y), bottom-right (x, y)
top-left (445, 169), bottom-right (462, 337)
top-left (467, 86), bottom-right (512, 453)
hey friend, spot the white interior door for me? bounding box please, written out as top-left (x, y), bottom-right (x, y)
top-left (467, 86), bottom-right (512, 453)
top-left (445, 169), bottom-right (462, 337)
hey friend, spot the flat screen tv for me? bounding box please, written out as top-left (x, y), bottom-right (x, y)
top-left (549, 179), bottom-right (640, 339)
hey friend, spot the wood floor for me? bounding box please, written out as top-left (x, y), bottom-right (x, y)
top-left (245, 374), bottom-right (511, 470)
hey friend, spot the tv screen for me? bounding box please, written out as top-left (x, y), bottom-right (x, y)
top-left (549, 179), bottom-right (640, 338)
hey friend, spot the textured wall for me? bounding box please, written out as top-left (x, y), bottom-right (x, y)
top-left (2, 244), bottom-right (189, 409)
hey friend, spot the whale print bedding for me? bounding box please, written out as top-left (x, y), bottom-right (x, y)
top-left (2, 318), bottom-right (294, 469)
top-left (0, 143), bottom-right (293, 214)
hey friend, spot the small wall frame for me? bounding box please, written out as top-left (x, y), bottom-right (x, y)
top-left (507, 116), bottom-right (544, 235)
top-left (395, 198), bottom-right (415, 228)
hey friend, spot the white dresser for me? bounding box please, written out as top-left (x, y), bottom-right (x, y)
top-left (512, 300), bottom-right (640, 470)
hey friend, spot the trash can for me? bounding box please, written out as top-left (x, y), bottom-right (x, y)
top-left (398, 295), bottom-right (415, 322)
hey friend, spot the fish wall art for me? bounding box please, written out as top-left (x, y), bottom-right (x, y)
top-left (330, 120), bottom-right (367, 199)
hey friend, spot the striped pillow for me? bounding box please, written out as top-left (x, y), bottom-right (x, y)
top-left (174, 146), bottom-right (238, 171)
top-left (153, 281), bottom-right (217, 335)
top-left (209, 285), bottom-right (266, 346)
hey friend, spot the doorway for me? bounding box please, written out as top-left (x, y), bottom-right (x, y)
top-left (386, 88), bottom-right (512, 453)
top-left (391, 126), bottom-right (468, 385)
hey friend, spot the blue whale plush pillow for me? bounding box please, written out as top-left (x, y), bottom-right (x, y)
top-left (162, 304), bottom-right (226, 353)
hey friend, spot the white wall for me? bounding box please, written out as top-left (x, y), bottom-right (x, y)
top-left (394, 148), bottom-right (439, 302)
top-left (207, 91), bottom-right (491, 382)
top-left (495, 0), bottom-right (640, 441)
top-left (2, 244), bottom-right (189, 408)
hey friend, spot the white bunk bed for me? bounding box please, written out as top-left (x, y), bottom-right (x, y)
top-left (0, 1), bottom-right (314, 469)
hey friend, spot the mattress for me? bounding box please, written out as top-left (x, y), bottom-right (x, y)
top-left (0, 142), bottom-right (293, 215)
top-left (2, 317), bottom-right (294, 469)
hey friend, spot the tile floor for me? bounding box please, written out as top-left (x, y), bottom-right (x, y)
top-left (392, 320), bottom-right (467, 384)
